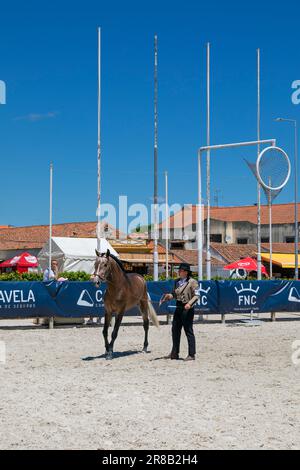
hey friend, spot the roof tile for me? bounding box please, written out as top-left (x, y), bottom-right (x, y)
top-left (0, 222), bottom-right (123, 251)
top-left (161, 203), bottom-right (300, 229)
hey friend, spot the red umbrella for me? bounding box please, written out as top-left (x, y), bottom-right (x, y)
top-left (224, 257), bottom-right (268, 276)
top-left (0, 252), bottom-right (38, 273)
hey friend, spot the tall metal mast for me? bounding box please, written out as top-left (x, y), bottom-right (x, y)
top-left (153, 35), bottom-right (159, 281)
top-left (257, 48), bottom-right (262, 280)
top-left (206, 43), bottom-right (211, 280)
top-left (97, 27), bottom-right (102, 251)
top-left (165, 171), bottom-right (169, 279)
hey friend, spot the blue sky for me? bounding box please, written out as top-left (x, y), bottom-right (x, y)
top-left (0, 0), bottom-right (300, 228)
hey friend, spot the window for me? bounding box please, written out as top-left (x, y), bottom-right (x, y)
top-left (171, 241), bottom-right (185, 250)
top-left (286, 237), bottom-right (295, 244)
top-left (237, 238), bottom-right (248, 245)
top-left (210, 234), bottom-right (222, 243)
top-left (261, 238), bottom-right (270, 243)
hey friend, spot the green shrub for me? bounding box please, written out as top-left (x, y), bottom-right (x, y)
top-left (0, 272), bottom-right (43, 282)
top-left (0, 271), bottom-right (90, 282)
top-left (0, 270), bottom-right (294, 283)
top-left (59, 271), bottom-right (91, 282)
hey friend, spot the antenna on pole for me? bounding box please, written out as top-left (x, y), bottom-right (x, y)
top-left (96, 27), bottom-right (102, 252)
top-left (153, 34), bottom-right (159, 281)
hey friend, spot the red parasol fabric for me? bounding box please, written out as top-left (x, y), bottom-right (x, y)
top-left (0, 252), bottom-right (38, 273)
top-left (224, 257), bottom-right (268, 276)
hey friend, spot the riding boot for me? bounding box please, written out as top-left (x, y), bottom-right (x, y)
top-left (164, 352), bottom-right (180, 360)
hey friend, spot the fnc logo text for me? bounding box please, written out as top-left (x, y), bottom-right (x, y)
top-left (235, 284), bottom-right (260, 307)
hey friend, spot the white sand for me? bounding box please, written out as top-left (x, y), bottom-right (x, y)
top-left (0, 317), bottom-right (300, 450)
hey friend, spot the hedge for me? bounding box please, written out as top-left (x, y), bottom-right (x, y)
top-left (0, 271), bottom-right (90, 282)
top-left (0, 272), bottom-right (295, 282)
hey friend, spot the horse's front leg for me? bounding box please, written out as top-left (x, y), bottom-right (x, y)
top-left (140, 298), bottom-right (149, 353)
top-left (107, 312), bottom-right (124, 360)
top-left (103, 310), bottom-right (112, 354)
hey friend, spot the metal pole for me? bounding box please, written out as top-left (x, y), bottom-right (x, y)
top-left (49, 162), bottom-right (54, 330)
top-left (295, 120), bottom-right (299, 280)
top-left (269, 182), bottom-right (273, 279)
top-left (257, 48), bottom-right (262, 281)
top-left (206, 42), bottom-right (211, 280)
top-left (153, 34), bottom-right (159, 281)
top-left (165, 171), bottom-right (169, 279)
top-left (199, 139), bottom-right (276, 152)
top-left (198, 151), bottom-right (203, 280)
top-left (97, 27), bottom-right (101, 251)
top-left (49, 162), bottom-right (53, 273)
top-left (274, 117), bottom-right (298, 279)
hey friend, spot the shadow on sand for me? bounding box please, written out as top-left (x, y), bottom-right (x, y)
top-left (150, 356), bottom-right (185, 362)
top-left (81, 349), bottom-right (150, 361)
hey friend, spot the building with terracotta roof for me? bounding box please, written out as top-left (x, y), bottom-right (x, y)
top-left (160, 203), bottom-right (300, 249)
top-left (110, 239), bottom-right (182, 275)
top-left (0, 222), bottom-right (182, 276)
top-left (170, 248), bottom-right (226, 277)
top-left (0, 221), bottom-right (123, 261)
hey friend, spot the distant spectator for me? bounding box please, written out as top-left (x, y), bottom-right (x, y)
top-left (35, 260), bottom-right (60, 326)
top-left (43, 260), bottom-right (58, 282)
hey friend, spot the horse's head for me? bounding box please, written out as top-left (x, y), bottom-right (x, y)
top-left (92, 249), bottom-right (111, 287)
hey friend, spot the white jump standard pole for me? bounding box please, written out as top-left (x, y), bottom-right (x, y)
top-left (257, 48), bottom-right (262, 281)
top-left (165, 171), bottom-right (169, 279)
top-left (206, 43), bottom-right (211, 281)
top-left (49, 162), bottom-right (54, 330)
top-left (197, 151), bottom-right (203, 281)
top-left (268, 179), bottom-right (273, 279)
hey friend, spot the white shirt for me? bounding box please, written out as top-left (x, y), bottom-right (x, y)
top-left (43, 268), bottom-right (56, 282)
top-left (177, 278), bottom-right (188, 288)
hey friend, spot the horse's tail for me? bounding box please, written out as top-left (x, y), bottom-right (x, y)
top-left (147, 299), bottom-right (160, 328)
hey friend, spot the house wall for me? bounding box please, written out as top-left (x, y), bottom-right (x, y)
top-left (164, 220), bottom-right (298, 247)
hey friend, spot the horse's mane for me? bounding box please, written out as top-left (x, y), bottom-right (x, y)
top-left (108, 253), bottom-right (127, 273)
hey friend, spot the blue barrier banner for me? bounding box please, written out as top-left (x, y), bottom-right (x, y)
top-left (262, 281), bottom-right (300, 312)
top-left (217, 280), bottom-right (300, 314)
top-left (53, 281), bottom-right (105, 317)
top-left (0, 282), bottom-right (106, 319)
top-left (1, 280), bottom-right (300, 319)
top-left (194, 281), bottom-right (219, 314)
top-left (0, 282), bottom-right (60, 318)
top-left (218, 281), bottom-right (274, 314)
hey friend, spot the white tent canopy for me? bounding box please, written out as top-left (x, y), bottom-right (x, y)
top-left (38, 237), bottom-right (119, 274)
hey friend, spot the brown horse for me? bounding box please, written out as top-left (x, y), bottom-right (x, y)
top-left (92, 249), bottom-right (159, 360)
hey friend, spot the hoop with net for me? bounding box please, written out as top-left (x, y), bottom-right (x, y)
top-left (256, 146), bottom-right (291, 192)
top-left (198, 139), bottom-right (290, 283)
top-left (255, 146), bottom-right (291, 281)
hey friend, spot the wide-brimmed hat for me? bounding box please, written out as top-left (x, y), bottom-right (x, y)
top-left (178, 263), bottom-right (191, 273)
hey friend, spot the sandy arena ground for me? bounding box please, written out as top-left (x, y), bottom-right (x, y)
top-left (0, 315), bottom-right (300, 450)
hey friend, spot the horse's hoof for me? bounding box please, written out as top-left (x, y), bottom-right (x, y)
top-left (106, 351), bottom-right (113, 360)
